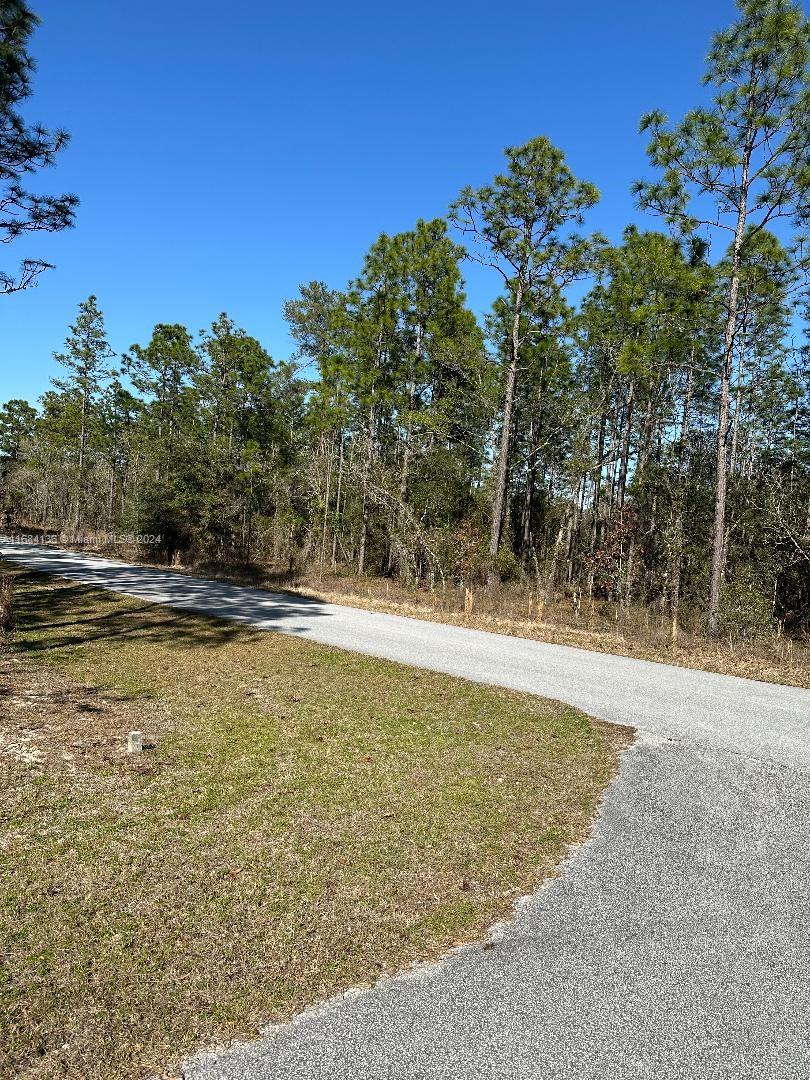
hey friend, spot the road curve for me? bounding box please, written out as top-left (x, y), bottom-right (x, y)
top-left (2, 540), bottom-right (809, 1080)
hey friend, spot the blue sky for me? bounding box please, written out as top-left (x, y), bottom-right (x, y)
top-left (2, 0), bottom-right (741, 403)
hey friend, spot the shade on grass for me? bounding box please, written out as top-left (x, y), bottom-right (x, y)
top-left (1, 568), bottom-right (629, 1080)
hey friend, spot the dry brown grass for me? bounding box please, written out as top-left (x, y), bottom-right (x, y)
top-left (0, 567), bottom-right (628, 1080)
top-left (260, 573), bottom-right (810, 689)
top-left (7, 529), bottom-right (806, 687)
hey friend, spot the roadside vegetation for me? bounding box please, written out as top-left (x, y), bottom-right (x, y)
top-left (2, 0), bottom-right (808, 664)
top-left (255, 571), bottom-right (810, 689)
top-left (0, 566), bottom-right (629, 1080)
top-left (0, 2), bottom-right (805, 1078)
top-left (9, 533), bottom-right (808, 687)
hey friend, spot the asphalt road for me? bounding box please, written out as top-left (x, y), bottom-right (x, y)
top-left (2, 540), bottom-right (809, 1080)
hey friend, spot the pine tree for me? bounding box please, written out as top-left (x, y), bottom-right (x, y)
top-left (51, 296), bottom-right (115, 526)
top-left (0, 0), bottom-right (77, 292)
top-left (450, 136), bottom-right (600, 583)
top-left (635, 0), bottom-right (809, 634)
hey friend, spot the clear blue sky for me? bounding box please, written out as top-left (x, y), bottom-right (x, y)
top-left (2, 0), bottom-right (741, 403)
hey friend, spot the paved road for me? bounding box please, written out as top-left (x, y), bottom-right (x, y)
top-left (2, 540), bottom-right (809, 1079)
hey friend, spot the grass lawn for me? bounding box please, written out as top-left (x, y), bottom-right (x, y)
top-left (0, 567), bottom-right (629, 1080)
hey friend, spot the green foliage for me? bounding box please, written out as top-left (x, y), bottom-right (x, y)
top-left (285, 219), bottom-right (490, 578)
top-left (449, 136), bottom-right (600, 299)
top-left (1, 2), bottom-right (808, 640)
top-left (52, 295), bottom-right (115, 390)
top-left (635, 0), bottom-right (809, 237)
top-left (493, 543), bottom-right (522, 583)
top-left (0, 0), bottom-right (77, 292)
top-left (0, 398), bottom-right (36, 459)
top-left (634, 0), bottom-right (809, 635)
top-left (719, 569), bottom-right (776, 638)
top-left (450, 136), bottom-right (601, 575)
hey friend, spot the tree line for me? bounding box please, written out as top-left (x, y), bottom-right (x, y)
top-left (2, 0), bottom-right (809, 640)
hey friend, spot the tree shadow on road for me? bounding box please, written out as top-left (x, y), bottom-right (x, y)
top-left (7, 565), bottom-right (331, 658)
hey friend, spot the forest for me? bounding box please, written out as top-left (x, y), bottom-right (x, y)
top-left (2, 0), bottom-right (809, 647)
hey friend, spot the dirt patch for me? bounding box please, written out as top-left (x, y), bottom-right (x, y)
top-left (0, 654), bottom-right (172, 778)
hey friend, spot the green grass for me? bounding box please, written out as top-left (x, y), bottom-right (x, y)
top-left (0, 567), bottom-right (629, 1080)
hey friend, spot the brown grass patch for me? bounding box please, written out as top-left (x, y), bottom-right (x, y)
top-left (260, 573), bottom-right (810, 689)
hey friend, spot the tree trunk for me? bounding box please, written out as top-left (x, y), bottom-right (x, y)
top-left (397, 326), bottom-right (420, 580)
top-left (708, 161), bottom-right (749, 636)
top-left (319, 434), bottom-right (334, 574)
top-left (617, 380), bottom-right (635, 512)
top-left (670, 359), bottom-right (694, 644)
top-left (623, 403), bottom-right (653, 604)
top-left (331, 431), bottom-right (344, 571)
top-left (488, 285), bottom-right (523, 585)
top-left (565, 477), bottom-right (584, 586)
top-left (521, 419), bottom-right (537, 562)
top-left (358, 333), bottom-right (383, 577)
top-left (357, 487), bottom-right (369, 576)
top-left (586, 414), bottom-right (607, 598)
top-left (400, 323), bottom-right (421, 510)
top-left (729, 315), bottom-right (748, 477)
top-left (544, 501), bottom-right (573, 605)
top-left (75, 386), bottom-right (88, 529)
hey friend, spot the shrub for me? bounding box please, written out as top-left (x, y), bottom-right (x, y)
top-left (494, 543), bottom-right (523, 584)
top-left (719, 571), bottom-right (774, 640)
